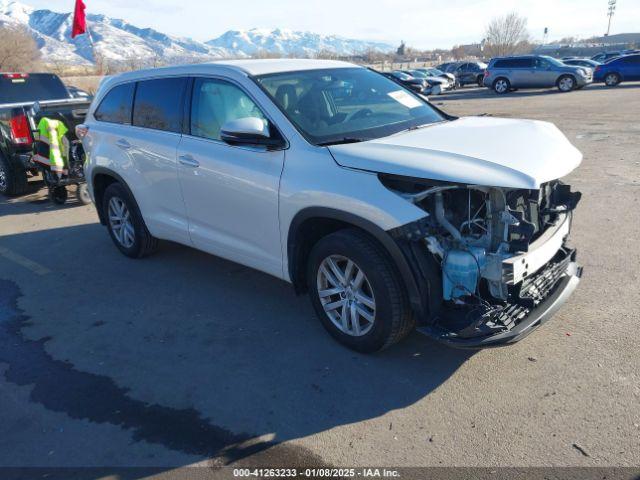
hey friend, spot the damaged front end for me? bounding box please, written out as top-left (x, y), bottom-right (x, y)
top-left (384, 174), bottom-right (583, 347)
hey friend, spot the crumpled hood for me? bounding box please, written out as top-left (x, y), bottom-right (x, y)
top-left (328, 116), bottom-right (582, 189)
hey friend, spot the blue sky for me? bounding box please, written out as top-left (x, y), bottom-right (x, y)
top-left (24, 0), bottom-right (640, 48)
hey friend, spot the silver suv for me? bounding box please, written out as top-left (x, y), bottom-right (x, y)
top-left (484, 55), bottom-right (593, 94)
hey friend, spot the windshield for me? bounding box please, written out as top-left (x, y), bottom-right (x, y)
top-left (408, 70), bottom-right (427, 78)
top-left (254, 68), bottom-right (444, 146)
top-left (427, 68), bottom-right (444, 75)
top-left (0, 73), bottom-right (69, 104)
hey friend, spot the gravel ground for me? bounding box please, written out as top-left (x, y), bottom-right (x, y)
top-left (0, 82), bottom-right (638, 474)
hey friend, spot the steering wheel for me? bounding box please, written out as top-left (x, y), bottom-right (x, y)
top-left (349, 108), bottom-right (374, 121)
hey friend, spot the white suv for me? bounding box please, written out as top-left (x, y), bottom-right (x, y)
top-left (79, 59), bottom-right (583, 352)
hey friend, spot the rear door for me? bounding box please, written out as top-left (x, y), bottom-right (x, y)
top-left (510, 58), bottom-right (535, 87)
top-left (124, 77), bottom-right (191, 244)
top-left (176, 77), bottom-right (285, 278)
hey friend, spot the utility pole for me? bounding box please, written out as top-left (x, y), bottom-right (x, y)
top-left (605, 0), bottom-right (616, 36)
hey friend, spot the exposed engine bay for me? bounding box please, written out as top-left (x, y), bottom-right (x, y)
top-left (383, 174), bottom-right (582, 344)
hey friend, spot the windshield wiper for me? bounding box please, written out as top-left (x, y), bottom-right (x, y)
top-left (317, 137), bottom-right (369, 147)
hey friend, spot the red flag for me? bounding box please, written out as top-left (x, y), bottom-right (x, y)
top-left (71, 0), bottom-right (87, 38)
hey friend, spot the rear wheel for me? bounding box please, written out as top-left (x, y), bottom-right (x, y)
top-left (604, 72), bottom-right (621, 86)
top-left (0, 154), bottom-right (28, 196)
top-left (493, 77), bottom-right (510, 94)
top-left (307, 229), bottom-right (414, 353)
top-left (103, 182), bottom-right (158, 258)
top-left (557, 75), bottom-right (576, 92)
top-left (477, 74), bottom-right (484, 86)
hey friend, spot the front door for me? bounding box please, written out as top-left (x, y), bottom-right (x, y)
top-left (177, 77), bottom-right (286, 278)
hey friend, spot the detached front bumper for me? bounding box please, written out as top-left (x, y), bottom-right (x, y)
top-left (418, 249), bottom-right (582, 348)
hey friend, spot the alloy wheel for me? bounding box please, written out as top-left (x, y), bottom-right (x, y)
top-left (605, 74), bottom-right (619, 86)
top-left (494, 79), bottom-right (508, 93)
top-left (316, 255), bottom-right (376, 337)
top-left (559, 76), bottom-right (575, 92)
top-left (108, 197), bottom-right (135, 248)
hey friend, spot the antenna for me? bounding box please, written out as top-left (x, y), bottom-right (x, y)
top-left (605, 0), bottom-right (616, 36)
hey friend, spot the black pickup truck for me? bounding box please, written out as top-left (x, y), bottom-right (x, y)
top-left (0, 72), bottom-right (92, 196)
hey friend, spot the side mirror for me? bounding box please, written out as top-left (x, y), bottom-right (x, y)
top-left (220, 117), bottom-right (284, 149)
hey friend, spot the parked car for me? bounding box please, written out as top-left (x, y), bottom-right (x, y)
top-left (562, 58), bottom-right (601, 69)
top-left (403, 70), bottom-right (450, 93)
top-left (591, 51), bottom-right (621, 63)
top-left (80, 59), bottom-right (583, 351)
top-left (436, 62), bottom-right (460, 72)
top-left (381, 70), bottom-right (428, 94)
top-left (484, 55), bottom-right (593, 94)
top-left (0, 72), bottom-right (90, 196)
top-left (450, 62), bottom-right (487, 87)
top-left (594, 53), bottom-right (640, 86)
top-left (414, 67), bottom-right (456, 86)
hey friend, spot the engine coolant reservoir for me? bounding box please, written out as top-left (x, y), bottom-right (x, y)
top-left (442, 247), bottom-right (486, 300)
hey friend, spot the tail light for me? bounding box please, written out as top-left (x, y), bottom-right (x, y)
top-left (594, 66), bottom-right (601, 73)
top-left (3, 73), bottom-right (29, 80)
top-left (483, 70), bottom-right (490, 77)
top-left (9, 112), bottom-right (32, 146)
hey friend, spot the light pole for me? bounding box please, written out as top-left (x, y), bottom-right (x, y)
top-left (606, 0), bottom-right (616, 36)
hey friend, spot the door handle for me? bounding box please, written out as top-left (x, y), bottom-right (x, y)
top-left (116, 139), bottom-right (131, 150)
top-left (178, 154), bottom-right (200, 168)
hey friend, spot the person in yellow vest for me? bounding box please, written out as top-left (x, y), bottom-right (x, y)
top-left (32, 117), bottom-right (70, 179)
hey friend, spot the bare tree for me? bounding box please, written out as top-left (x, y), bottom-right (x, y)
top-left (0, 25), bottom-right (41, 71)
top-left (484, 12), bottom-right (530, 57)
top-left (451, 45), bottom-right (466, 60)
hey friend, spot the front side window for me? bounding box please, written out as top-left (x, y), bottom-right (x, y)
top-left (94, 82), bottom-right (135, 124)
top-left (255, 68), bottom-right (444, 146)
top-left (190, 78), bottom-right (267, 142)
top-left (132, 77), bottom-right (187, 133)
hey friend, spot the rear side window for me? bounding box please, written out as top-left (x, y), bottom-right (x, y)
top-left (94, 83), bottom-right (135, 124)
top-left (493, 58), bottom-right (533, 69)
top-left (132, 77), bottom-right (188, 133)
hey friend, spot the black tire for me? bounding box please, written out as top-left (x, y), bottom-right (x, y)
top-left (477, 74), bottom-right (484, 86)
top-left (307, 229), bottom-right (414, 353)
top-left (604, 72), bottom-right (621, 86)
top-left (102, 182), bottom-right (158, 258)
top-left (493, 77), bottom-right (510, 94)
top-left (557, 75), bottom-right (576, 92)
top-left (0, 154), bottom-right (28, 196)
top-left (48, 186), bottom-right (67, 205)
top-left (77, 184), bottom-right (92, 205)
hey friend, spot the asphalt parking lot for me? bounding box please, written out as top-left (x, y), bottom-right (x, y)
top-left (0, 82), bottom-right (639, 474)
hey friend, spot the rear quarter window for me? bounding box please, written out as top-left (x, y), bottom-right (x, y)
top-left (132, 77), bottom-right (188, 133)
top-left (94, 83), bottom-right (135, 124)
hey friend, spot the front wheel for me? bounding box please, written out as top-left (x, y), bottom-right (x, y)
top-left (307, 229), bottom-right (414, 353)
top-left (604, 73), bottom-right (621, 86)
top-left (557, 75), bottom-right (576, 92)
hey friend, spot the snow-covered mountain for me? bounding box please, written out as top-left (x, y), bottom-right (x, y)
top-left (0, 1), bottom-right (394, 66)
top-left (206, 28), bottom-right (394, 57)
